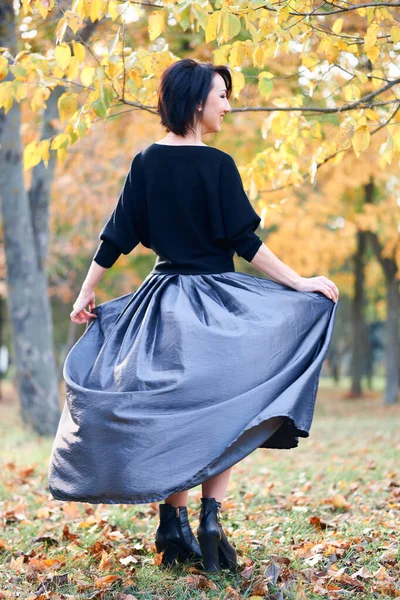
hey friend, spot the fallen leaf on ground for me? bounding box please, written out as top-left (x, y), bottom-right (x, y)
top-left (95, 574), bottom-right (122, 589)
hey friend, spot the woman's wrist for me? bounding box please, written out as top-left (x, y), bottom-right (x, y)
top-left (81, 261), bottom-right (108, 292)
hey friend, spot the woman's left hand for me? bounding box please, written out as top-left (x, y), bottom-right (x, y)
top-left (70, 287), bottom-right (98, 324)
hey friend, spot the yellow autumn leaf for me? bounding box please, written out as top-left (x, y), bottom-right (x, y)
top-left (58, 92), bottom-right (79, 123)
top-left (245, 18), bottom-right (261, 43)
top-left (50, 133), bottom-right (70, 150)
top-left (23, 140), bottom-right (43, 171)
top-left (390, 26), bottom-right (400, 44)
top-left (364, 22), bottom-right (379, 49)
top-left (332, 18), bottom-right (343, 34)
top-left (324, 40), bottom-right (339, 63)
top-left (302, 55), bottom-right (319, 70)
top-left (213, 45), bottom-right (230, 66)
top-left (347, 44), bottom-right (359, 55)
top-left (231, 69), bottom-right (245, 99)
top-left (365, 108), bottom-right (380, 121)
top-left (252, 46), bottom-right (264, 68)
top-left (72, 40), bottom-right (85, 62)
top-left (366, 7), bottom-right (376, 25)
top-left (32, 88), bottom-right (47, 112)
top-left (344, 83), bottom-right (360, 102)
top-left (67, 56), bottom-right (80, 81)
top-left (81, 66), bottom-right (96, 87)
top-left (335, 122), bottom-right (354, 151)
top-left (191, 4), bottom-right (208, 31)
top-left (148, 10), bottom-right (166, 41)
top-left (55, 15), bottom-right (68, 43)
top-left (366, 45), bottom-right (380, 63)
top-left (35, 0), bottom-right (53, 19)
top-left (127, 70), bottom-right (142, 88)
top-left (13, 80), bottom-right (27, 102)
top-left (77, 514), bottom-right (98, 528)
top-left (331, 494), bottom-right (351, 509)
top-left (40, 139), bottom-right (50, 167)
top-left (90, 0), bottom-right (106, 23)
top-left (54, 43), bottom-right (72, 70)
top-left (391, 128), bottom-right (400, 152)
top-left (229, 42), bottom-right (246, 68)
top-left (108, 0), bottom-right (120, 21)
top-left (205, 11), bottom-right (221, 43)
top-left (220, 9), bottom-right (241, 44)
top-left (0, 56), bottom-right (8, 80)
top-left (65, 10), bottom-right (84, 35)
top-left (380, 133), bottom-right (393, 164)
top-left (352, 125), bottom-right (370, 157)
top-left (0, 81), bottom-right (14, 113)
top-left (277, 5), bottom-right (290, 23)
top-left (311, 121), bottom-right (322, 140)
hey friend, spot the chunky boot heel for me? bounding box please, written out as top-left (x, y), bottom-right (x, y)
top-left (197, 497), bottom-right (238, 573)
top-left (157, 541), bottom-right (187, 567)
top-left (197, 531), bottom-right (220, 572)
top-left (155, 503), bottom-right (202, 568)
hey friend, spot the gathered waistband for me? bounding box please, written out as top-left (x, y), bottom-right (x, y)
top-left (149, 265), bottom-right (236, 276)
top-left (149, 255), bottom-right (236, 276)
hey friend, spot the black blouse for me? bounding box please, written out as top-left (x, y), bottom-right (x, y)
top-left (92, 143), bottom-right (263, 275)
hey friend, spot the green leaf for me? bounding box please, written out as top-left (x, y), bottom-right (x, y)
top-left (92, 98), bottom-right (107, 118)
top-left (258, 76), bottom-right (273, 100)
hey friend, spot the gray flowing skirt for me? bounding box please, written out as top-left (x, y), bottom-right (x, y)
top-left (48, 270), bottom-right (338, 505)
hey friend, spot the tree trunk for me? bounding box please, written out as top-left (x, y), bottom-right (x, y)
top-left (29, 87), bottom-right (65, 269)
top-left (364, 177), bottom-right (400, 404)
top-left (351, 229), bottom-right (367, 397)
top-left (384, 273), bottom-right (400, 403)
top-left (0, 1), bottom-right (60, 434)
top-left (364, 323), bottom-right (373, 390)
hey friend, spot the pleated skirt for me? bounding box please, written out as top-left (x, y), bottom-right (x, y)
top-left (47, 270), bottom-right (338, 505)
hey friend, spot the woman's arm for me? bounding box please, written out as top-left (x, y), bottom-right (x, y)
top-left (250, 243), bottom-right (301, 288)
top-left (81, 260), bottom-right (108, 291)
top-left (250, 243), bottom-right (339, 303)
top-left (70, 154), bottom-right (145, 324)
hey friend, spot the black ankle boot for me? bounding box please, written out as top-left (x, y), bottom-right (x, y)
top-left (197, 497), bottom-right (237, 572)
top-left (155, 503), bottom-right (202, 568)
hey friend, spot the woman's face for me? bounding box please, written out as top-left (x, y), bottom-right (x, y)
top-left (198, 73), bottom-right (231, 134)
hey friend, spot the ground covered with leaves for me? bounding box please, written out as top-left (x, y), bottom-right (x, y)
top-left (0, 381), bottom-right (399, 599)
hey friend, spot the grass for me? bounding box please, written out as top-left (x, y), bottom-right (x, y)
top-left (0, 379), bottom-right (399, 599)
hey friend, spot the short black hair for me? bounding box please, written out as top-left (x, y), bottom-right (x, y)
top-left (157, 59), bottom-right (232, 137)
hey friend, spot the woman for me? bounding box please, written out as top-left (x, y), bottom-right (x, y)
top-left (48, 59), bottom-right (339, 573)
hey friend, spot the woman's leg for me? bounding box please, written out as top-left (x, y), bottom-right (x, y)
top-left (164, 465), bottom-right (232, 507)
top-left (163, 464), bottom-right (232, 507)
top-left (201, 467), bottom-right (232, 503)
top-left (164, 490), bottom-right (189, 507)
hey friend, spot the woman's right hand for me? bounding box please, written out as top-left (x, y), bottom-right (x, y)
top-left (294, 276), bottom-right (339, 303)
top-left (70, 287), bottom-right (98, 324)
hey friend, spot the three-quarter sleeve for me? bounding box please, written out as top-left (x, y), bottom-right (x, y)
top-left (92, 154), bottom-right (143, 268)
top-left (216, 155), bottom-right (263, 262)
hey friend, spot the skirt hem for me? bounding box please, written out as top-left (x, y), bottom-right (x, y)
top-left (48, 412), bottom-right (307, 506)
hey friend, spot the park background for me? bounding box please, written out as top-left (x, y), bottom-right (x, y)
top-left (0, 0), bottom-right (399, 597)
